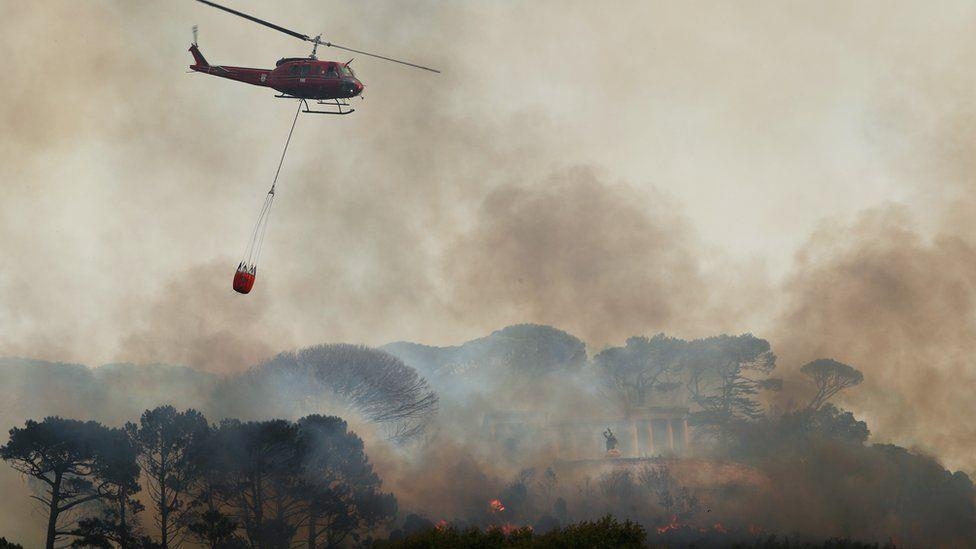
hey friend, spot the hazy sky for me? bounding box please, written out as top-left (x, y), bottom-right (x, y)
top-left (3, 1), bottom-right (976, 471)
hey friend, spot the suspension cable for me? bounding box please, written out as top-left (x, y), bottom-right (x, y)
top-left (241, 101), bottom-right (302, 266)
top-left (270, 101), bottom-right (303, 194)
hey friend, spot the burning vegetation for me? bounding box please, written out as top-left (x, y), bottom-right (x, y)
top-left (1, 324), bottom-right (974, 547)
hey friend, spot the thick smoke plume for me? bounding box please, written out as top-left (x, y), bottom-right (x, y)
top-left (4, 0), bottom-right (976, 546)
top-left (773, 206), bottom-right (976, 472)
top-left (445, 167), bottom-right (715, 346)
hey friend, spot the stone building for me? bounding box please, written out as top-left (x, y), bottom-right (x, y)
top-left (483, 405), bottom-right (691, 461)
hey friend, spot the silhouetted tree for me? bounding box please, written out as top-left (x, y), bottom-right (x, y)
top-left (801, 359), bottom-right (864, 410)
top-left (803, 404), bottom-right (870, 444)
top-left (684, 335), bottom-right (778, 433)
top-left (392, 514), bottom-right (435, 539)
top-left (182, 421), bottom-right (239, 547)
top-left (188, 416), bottom-right (395, 549)
top-left (637, 465), bottom-right (699, 522)
top-left (70, 498), bottom-right (155, 549)
top-left (209, 419), bottom-right (304, 549)
top-left (0, 417), bottom-right (139, 549)
top-left (499, 469), bottom-right (538, 524)
top-left (70, 436), bottom-right (145, 549)
top-left (595, 335), bottom-right (687, 409)
top-left (185, 509), bottom-right (241, 549)
top-left (125, 406), bottom-right (210, 548)
top-left (297, 415), bottom-right (397, 549)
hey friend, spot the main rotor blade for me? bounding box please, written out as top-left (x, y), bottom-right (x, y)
top-left (195, 0), bottom-right (310, 42)
top-left (324, 42), bottom-right (441, 73)
top-left (194, 0), bottom-right (440, 74)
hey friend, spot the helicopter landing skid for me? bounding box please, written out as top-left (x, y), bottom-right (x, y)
top-left (275, 95), bottom-right (355, 115)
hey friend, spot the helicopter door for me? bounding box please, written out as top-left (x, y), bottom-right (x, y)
top-left (298, 65), bottom-right (310, 84)
top-left (288, 64), bottom-right (301, 84)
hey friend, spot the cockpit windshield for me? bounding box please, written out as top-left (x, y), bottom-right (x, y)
top-left (341, 65), bottom-right (354, 78)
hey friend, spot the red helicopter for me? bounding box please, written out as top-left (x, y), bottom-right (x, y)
top-left (189, 0), bottom-right (439, 115)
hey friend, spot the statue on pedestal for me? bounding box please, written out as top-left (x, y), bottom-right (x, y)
top-left (604, 427), bottom-right (621, 457)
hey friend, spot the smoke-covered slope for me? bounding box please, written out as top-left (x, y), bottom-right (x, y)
top-left (383, 323), bottom-right (587, 383)
top-left (0, 358), bottom-right (219, 426)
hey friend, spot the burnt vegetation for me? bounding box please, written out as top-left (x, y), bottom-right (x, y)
top-left (1, 326), bottom-right (974, 547)
top-left (379, 327), bottom-right (974, 548)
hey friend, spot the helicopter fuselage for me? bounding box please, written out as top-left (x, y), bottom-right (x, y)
top-left (189, 45), bottom-right (364, 101)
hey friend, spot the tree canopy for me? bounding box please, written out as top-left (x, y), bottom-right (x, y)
top-left (594, 334), bottom-right (687, 408)
top-left (801, 359), bottom-right (864, 410)
top-left (125, 406), bottom-right (210, 548)
top-left (0, 417), bottom-right (139, 549)
top-left (2, 410), bottom-right (395, 549)
top-left (217, 344), bottom-right (438, 441)
top-left (595, 333), bottom-right (780, 433)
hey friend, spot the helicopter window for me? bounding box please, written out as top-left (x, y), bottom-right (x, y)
top-left (341, 66), bottom-right (353, 77)
top-left (288, 65), bottom-right (301, 76)
top-left (326, 65), bottom-right (339, 77)
top-left (299, 65), bottom-right (311, 77)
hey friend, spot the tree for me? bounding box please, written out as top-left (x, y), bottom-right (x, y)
top-left (464, 324), bottom-right (588, 375)
top-left (210, 419), bottom-right (304, 549)
top-left (183, 422), bottom-right (238, 548)
top-left (217, 345), bottom-right (438, 441)
top-left (683, 334), bottom-right (778, 432)
top-left (125, 406), bottom-right (210, 548)
top-left (189, 416), bottom-right (395, 549)
top-left (72, 432), bottom-right (145, 549)
top-left (70, 497), bottom-right (154, 549)
top-left (297, 415), bottom-right (396, 549)
top-left (637, 465), bottom-right (699, 522)
top-left (185, 509), bottom-right (241, 549)
top-left (801, 358), bottom-right (864, 410)
top-left (0, 417), bottom-right (140, 549)
top-left (595, 334), bottom-right (687, 408)
top-left (782, 403), bottom-right (870, 446)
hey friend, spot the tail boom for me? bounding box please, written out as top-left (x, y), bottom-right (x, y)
top-left (189, 44), bottom-right (270, 87)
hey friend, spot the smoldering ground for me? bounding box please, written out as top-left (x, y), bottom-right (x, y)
top-left (4, 0), bottom-right (976, 546)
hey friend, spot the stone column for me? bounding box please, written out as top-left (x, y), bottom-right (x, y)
top-left (667, 419), bottom-right (675, 452)
top-left (683, 418), bottom-right (691, 456)
top-left (646, 420), bottom-right (654, 456)
top-left (631, 420), bottom-right (639, 457)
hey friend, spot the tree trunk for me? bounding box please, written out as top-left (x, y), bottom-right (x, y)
top-left (119, 488), bottom-right (128, 549)
top-left (45, 472), bottom-right (62, 549)
top-left (307, 513), bottom-right (317, 549)
top-left (159, 465), bottom-right (168, 549)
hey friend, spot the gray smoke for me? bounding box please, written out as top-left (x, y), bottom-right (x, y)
top-left (5, 0), bottom-right (976, 545)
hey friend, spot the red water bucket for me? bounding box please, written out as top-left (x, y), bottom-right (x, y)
top-left (233, 265), bottom-right (256, 294)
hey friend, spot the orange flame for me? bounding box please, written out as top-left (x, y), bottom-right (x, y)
top-left (489, 498), bottom-right (506, 513)
top-left (656, 515), bottom-right (681, 534)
